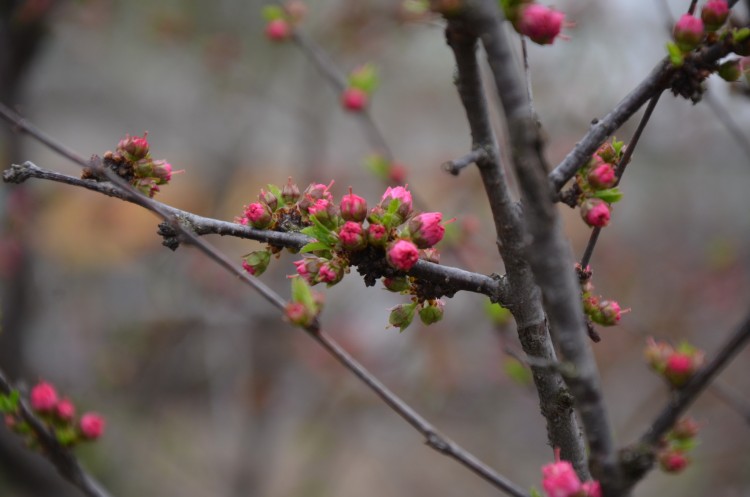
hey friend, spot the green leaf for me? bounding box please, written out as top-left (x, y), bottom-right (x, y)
top-left (593, 188), bottom-right (623, 204)
top-left (347, 63), bottom-right (379, 94)
top-left (733, 27), bottom-right (750, 43)
top-left (667, 42), bottom-right (684, 67)
top-left (484, 300), bottom-right (512, 325)
top-left (55, 426), bottom-right (79, 447)
top-left (266, 183), bottom-right (282, 200)
top-left (611, 137), bottom-right (625, 155)
top-left (530, 487), bottom-right (544, 497)
top-left (364, 154), bottom-right (390, 179)
top-left (262, 5), bottom-right (285, 22)
top-left (0, 390), bottom-right (20, 413)
top-left (291, 277), bottom-right (316, 310)
top-left (300, 242), bottom-right (331, 254)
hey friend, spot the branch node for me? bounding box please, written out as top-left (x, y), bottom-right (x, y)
top-left (442, 148), bottom-right (486, 176)
top-left (3, 161), bottom-right (39, 184)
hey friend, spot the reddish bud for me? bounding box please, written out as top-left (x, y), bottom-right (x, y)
top-left (671, 417), bottom-right (700, 440)
top-left (701, 0), bottom-right (729, 31)
top-left (664, 352), bottom-right (697, 387)
top-left (367, 223), bottom-right (388, 247)
top-left (580, 481), bottom-right (602, 497)
top-left (55, 398), bottom-right (76, 422)
top-left (340, 188), bottom-right (368, 222)
top-left (517, 4), bottom-right (566, 46)
top-left (258, 188), bottom-right (278, 211)
top-left (389, 162), bottom-right (407, 184)
top-left (541, 448), bottom-right (582, 497)
top-left (387, 239), bottom-right (420, 272)
top-left (117, 133), bottom-right (150, 161)
top-left (338, 221), bottom-right (367, 251)
top-left (299, 181), bottom-right (334, 212)
top-left (79, 412), bottom-right (105, 440)
top-left (30, 382), bottom-right (58, 412)
top-left (659, 449), bottom-right (690, 473)
top-left (317, 259), bottom-right (345, 286)
top-left (673, 14), bottom-right (704, 52)
top-left (590, 300), bottom-right (624, 326)
top-left (293, 257), bottom-right (323, 284)
top-left (587, 163), bottom-right (617, 190)
top-left (380, 185), bottom-right (413, 222)
top-left (285, 301), bottom-right (315, 327)
top-left (244, 202), bottom-right (273, 229)
top-left (265, 19), bottom-right (290, 41)
top-left (595, 142), bottom-right (617, 163)
top-left (242, 250), bottom-right (271, 277)
top-left (580, 198), bottom-right (611, 228)
top-left (151, 159), bottom-right (172, 183)
top-left (341, 87), bottom-right (368, 111)
top-left (408, 212), bottom-right (445, 248)
top-left (281, 177), bottom-right (301, 204)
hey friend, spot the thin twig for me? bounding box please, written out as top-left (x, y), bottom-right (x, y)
top-left (312, 330), bottom-right (530, 497)
top-left (579, 93), bottom-right (662, 268)
top-left (0, 105), bottom-right (528, 497)
top-left (442, 148), bottom-right (487, 175)
top-left (687, 0), bottom-right (699, 15)
top-left (0, 369), bottom-right (114, 497)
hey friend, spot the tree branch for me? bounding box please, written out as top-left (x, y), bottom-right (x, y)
top-left (0, 370), bottom-right (114, 497)
top-left (460, 0), bottom-right (621, 491)
top-left (444, 18), bottom-right (589, 478)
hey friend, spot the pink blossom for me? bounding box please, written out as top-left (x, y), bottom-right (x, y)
top-left (79, 412), bottom-right (105, 439)
top-left (317, 262), bottom-right (343, 285)
top-left (341, 87), bottom-right (368, 111)
top-left (340, 189), bottom-right (368, 222)
top-left (244, 202), bottom-right (272, 229)
top-left (580, 198), bottom-right (611, 228)
top-left (294, 257), bottom-right (322, 284)
top-left (117, 132), bottom-right (149, 160)
top-left (367, 223), bottom-right (388, 246)
top-left (598, 300), bottom-right (623, 326)
top-left (387, 240), bottom-right (419, 272)
top-left (308, 198), bottom-right (333, 217)
top-left (265, 19), bottom-right (290, 41)
top-left (518, 4), bottom-right (565, 45)
top-left (152, 159), bottom-right (172, 183)
top-left (587, 163), bottom-right (617, 190)
top-left (55, 398), bottom-right (76, 421)
top-left (30, 381), bottom-right (58, 412)
top-left (338, 221), bottom-right (366, 250)
top-left (541, 451), bottom-right (581, 497)
top-left (285, 301), bottom-right (312, 327)
top-left (673, 14), bottom-right (704, 52)
top-left (659, 450), bottom-right (689, 473)
top-left (408, 212), bottom-right (445, 248)
top-left (701, 0), bottom-right (729, 31)
top-left (380, 185), bottom-right (413, 220)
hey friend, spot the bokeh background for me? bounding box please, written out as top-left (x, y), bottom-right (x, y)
top-left (1, 0), bottom-right (750, 496)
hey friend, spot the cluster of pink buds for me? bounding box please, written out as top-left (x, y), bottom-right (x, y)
top-left (1, 381), bottom-right (105, 449)
top-left (93, 132), bottom-right (176, 198)
top-left (540, 448), bottom-right (601, 497)
top-left (657, 417), bottom-right (701, 474)
top-left (342, 64), bottom-right (379, 112)
top-left (237, 179), bottom-right (451, 329)
top-left (262, 1), bottom-right (307, 42)
top-left (574, 139), bottom-right (626, 228)
top-left (502, 0), bottom-right (568, 46)
top-left (577, 264), bottom-right (627, 327)
top-left (644, 338), bottom-right (705, 388)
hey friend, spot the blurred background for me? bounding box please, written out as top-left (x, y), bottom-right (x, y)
top-left (1, 0), bottom-right (750, 496)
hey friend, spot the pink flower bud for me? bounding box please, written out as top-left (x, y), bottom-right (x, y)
top-left (418, 299), bottom-right (445, 325)
top-left (79, 412), bottom-right (105, 440)
top-left (408, 212), bottom-right (445, 249)
top-left (55, 398), bottom-right (76, 422)
top-left (580, 198), bottom-right (611, 228)
top-left (285, 301), bottom-right (314, 327)
top-left (338, 221), bottom-right (367, 251)
top-left (242, 250), bottom-right (271, 277)
top-left (380, 185), bottom-right (413, 222)
top-left (307, 198), bottom-right (338, 225)
top-left (151, 159), bottom-right (172, 183)
top-left (367, 223), bottom-right (388, 247)
top-left (671, 417), bottom-right (700, 440)
top-left (664, 352), bottom-right (699, 387)
top-left (387, 239), bottom-right (420, 272)
top-left (341, 87), bottom-right (368, 111)
top-left (244, 202), bottom-right (273, 229)
top-left (293, 257), bottom-right (323, 284)
top-left (591, 300), bottom-right (623, 326)
top-left (541, 449), bottom-right (582, 497)
top-left (587, 163), bottom-right (617, 190)
top-left (340, 188), bottom-right (368, 222)
top-left (317, 259), bottom-right (345, 286)
top-left (389, 162), bottom-right (407, 184)
top-left (30, 381), bottom-right (58, 412)
top-left (299, 181), bottom-right (334, 212)
top-left (595, 142), bottom-right (617, 163)
top-left (518, 4), bottom-right (566, 46)
top-left (659, 449), bottom-right (689, 473)
top-left (265, 19), bottom-right (290, 41)
top-left (673, 14), bottom-right (704, 52)
top-left (117, 133), bottom-right (150, 161)
top-left (644, 337), bottom-right (674, 372)
top-left (701, 0), bottom-right (729, 31)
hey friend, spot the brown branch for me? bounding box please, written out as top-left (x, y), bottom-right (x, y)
top-left (0, 370), bottom-right (114, 497)
top-left (444, 17), bottom-right (589, 478)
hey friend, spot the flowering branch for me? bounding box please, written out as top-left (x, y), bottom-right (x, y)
top-left (0, 104), bottom-right (529, 496)
top-left (0, 369), bottom-right (113, 497)
top-left (444, 16), bottom-right (589, 478)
